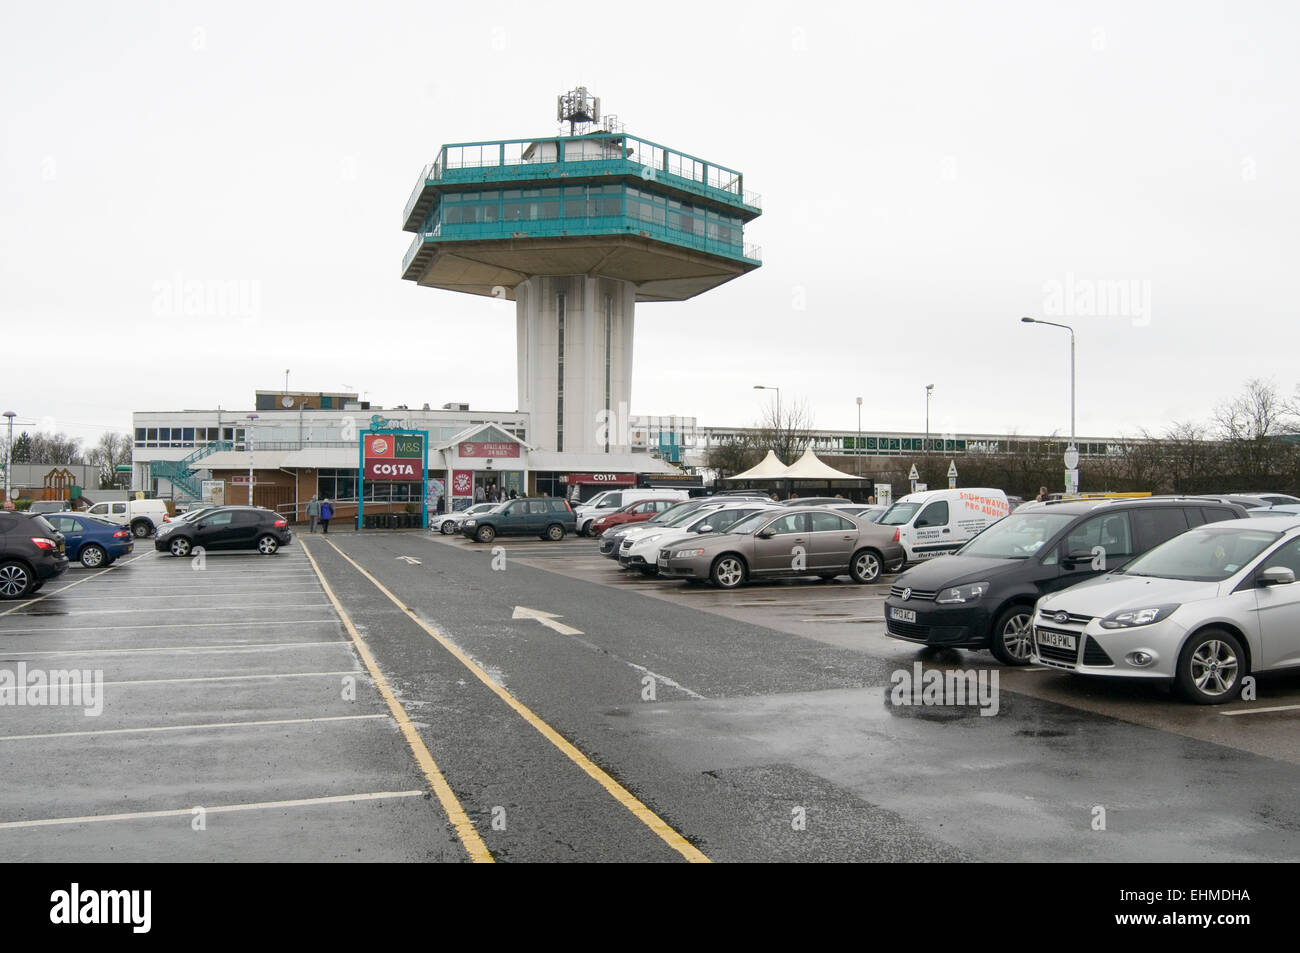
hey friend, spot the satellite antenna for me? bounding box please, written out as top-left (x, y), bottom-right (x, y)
top-left (557, 86), bottom-right (600, 136)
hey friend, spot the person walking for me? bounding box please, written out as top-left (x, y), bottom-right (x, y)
top-left (474, 483), bottom-right (485, 504)
top-left (320, 498), bottom-right (334, 533)
top-left (306, 495), bottom-right (321, 533)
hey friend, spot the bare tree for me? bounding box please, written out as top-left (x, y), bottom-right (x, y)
top-left (704, 433), bottom-right (763, 479)
top-left (86, 432), bottom-right (133, 488)
top-left (756, 397), bottom-right (816, 465)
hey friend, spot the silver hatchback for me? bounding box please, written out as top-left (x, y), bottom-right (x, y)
top-left (656, 507), bottom-right (906, 588)
top-left (1033, 517), bottom-right (1300, 703)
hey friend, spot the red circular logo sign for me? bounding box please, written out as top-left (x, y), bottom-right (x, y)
top-left (372, 438), bottom-right (389, 455)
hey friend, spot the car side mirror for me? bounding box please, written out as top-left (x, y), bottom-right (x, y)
top-left (196, 522), bottom-right (208, 529)
top-left (1062, 549), bottom-right (1094, 567)
top-left (1260, 566), bottom-right (1296, 586)
top-left (756, 530), bottom-right (773, 539)
top-left (697, 525), bottom-right (713, 534)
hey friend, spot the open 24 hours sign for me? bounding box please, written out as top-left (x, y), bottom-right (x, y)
top-left (364, 433), bottom-right (424, 480)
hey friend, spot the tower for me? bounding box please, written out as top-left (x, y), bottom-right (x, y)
top-left (401, 88), bottom-right (761, 453)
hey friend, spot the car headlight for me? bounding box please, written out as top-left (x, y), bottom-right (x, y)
top-left (673, 548), bottom-right (705, 558)
top-left (1099, 604), bottom-right (1179, 628)
top-left (936, 582), bottom-right (989, 604)
top-left (465, 519), bottom-right (476, 527)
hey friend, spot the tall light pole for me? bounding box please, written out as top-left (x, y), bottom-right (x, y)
top-left (3, 411), bottom-right (15, 508)
top-left (754, 384), bottom-right (781, 454)
top-left (855, 396), bottom-right (863, 478)
top-left (924, 384), bottom-right (934, 454)
top-left (245, 413), bottom-right (259, 505)
top-left (1021, 316), bottom-right (1077, 491)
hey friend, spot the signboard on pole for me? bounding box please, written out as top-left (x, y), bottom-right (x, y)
top-left (1065, 469), bottom-right (1080, 494)
top-left (359, 428), bottom-right (429, 530)
top-left (947, 460), bottom-right (958, 489)
top-left (875, 483), bottom-right (892, 507)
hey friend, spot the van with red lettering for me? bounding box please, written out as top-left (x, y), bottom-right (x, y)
top-left (877, 488), bottom-right (1010, 563)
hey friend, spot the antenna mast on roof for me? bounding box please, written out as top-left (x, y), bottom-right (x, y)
top-left (557, 86), bottom-right (600, 136)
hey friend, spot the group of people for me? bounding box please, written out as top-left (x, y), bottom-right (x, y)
top-left (473, 482), bottom-right (516, 504)
top-left (305, 495), bottom-right (334, 533)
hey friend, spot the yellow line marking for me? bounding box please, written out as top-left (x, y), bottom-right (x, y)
top-left (300, 539), bottom-right (492, 863)
top-left (0, 552), bottom-right (151, 617)
top-left (321, 538), bottom-right (710, 863)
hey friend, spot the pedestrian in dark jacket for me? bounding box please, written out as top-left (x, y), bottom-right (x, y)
top-left (320, 499), bottom-right (334, 533)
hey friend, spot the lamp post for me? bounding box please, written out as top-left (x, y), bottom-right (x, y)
top-left (1021, 316), bottom-right (1077, 491)
top-left (855, 397), bottom-right (863, 478)
top-left (754, 384), bottom-right (781, 455)
top-left (3, 411), bottom-right (15, 508)
top-left (245, 413), bottom-right (259, 504)
top-left (924, 384), bottom-right (934, 454)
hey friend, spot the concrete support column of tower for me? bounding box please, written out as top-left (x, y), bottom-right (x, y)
top-left (515, 274), bottom-right (635, 454)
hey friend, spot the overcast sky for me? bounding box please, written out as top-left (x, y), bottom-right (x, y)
top-left (3, 1), bottom-right (1297, 447)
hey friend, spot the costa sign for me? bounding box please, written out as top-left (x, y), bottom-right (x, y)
top-left (451, 470), bottom-right (473, 496)
top-left (366, 460), bottom-right (420, 480)
top-left (458, 441), bottom-right (520, 458)
top-left (559, 473), bottom-right (635, 485)
top-left (364, 431), bottom-right (423, 481)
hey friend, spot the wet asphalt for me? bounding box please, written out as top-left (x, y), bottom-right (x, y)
top-left (1, 528), bottom-right (1297, 862)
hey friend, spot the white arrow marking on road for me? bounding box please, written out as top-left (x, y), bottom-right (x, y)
top-left (395, 556), bottom-right (422, 565)
top-left (512, 605), bottom-right (584, 636)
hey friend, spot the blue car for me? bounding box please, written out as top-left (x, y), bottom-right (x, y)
top-left (42, 513), bottom-right (135, 568)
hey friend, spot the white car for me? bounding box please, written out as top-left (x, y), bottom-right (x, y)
top-left (619, 503), bottom-right (779, 574)
top-left (1032, 517), bottom-right (1300, 703)
top-left (434, 502), bottom-right (499, 535)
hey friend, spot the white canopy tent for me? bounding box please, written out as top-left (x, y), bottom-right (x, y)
top-left (780, 447), bottom-right (866, 481)
top-left (722, 449), bottom-right (793, 481)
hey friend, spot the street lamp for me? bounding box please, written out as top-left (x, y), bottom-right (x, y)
top-left (1021, 316), bottom-right (1077, 491)
top-left (855, 396), bottom-right (863, 478)
top-left (3, 411), bottom-right (15, 508)
top-left (924, 384), bottom-right (934, 454)
top-left (245, 413), bottom-right (259, 504)
top-left (754, 384), bottom-right (781, 455)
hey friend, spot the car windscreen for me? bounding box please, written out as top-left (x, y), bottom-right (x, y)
top-left (661, 504), bottom-right (709, 526)
top-left (878, 502), bottom-right (921, 526)
top-left (726, 511), bottom-right (774, 535)
top-left (957, 513), bottom-right (1077, 559)
top-left (1119, 527), bottom-right (1281, 582)
top-left (83, 516), bottom-right (120, 527)
top-left (28, 515), bottom-right (57, 534)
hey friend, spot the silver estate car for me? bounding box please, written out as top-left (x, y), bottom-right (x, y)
top-left (656, 506), bottom-right (906, 588)
top-left (1032, 517), bottom-right (1300, 703)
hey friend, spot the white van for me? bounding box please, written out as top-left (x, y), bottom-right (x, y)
top-left (877, 488), bottom-right (1010, 563)
top-left (574, 488), bottom-right (691, 536)
top-left (85, 499), bottom-right (171, 538)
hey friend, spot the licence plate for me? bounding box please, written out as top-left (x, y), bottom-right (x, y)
top-left (1036, 628), bottom-right (1077, 651)
top-left (657, 556), bottom-right (669, 569)
top-left (890, 607), bottom-right (916, 623)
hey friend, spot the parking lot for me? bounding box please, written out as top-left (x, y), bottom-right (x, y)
top-left (3, 527), bottom-right (1299, 862)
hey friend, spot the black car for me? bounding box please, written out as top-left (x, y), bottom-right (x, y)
top-left (154, 505), bottom-right (292, 556)
top-left (460, 497), bottom-right (575, 542)
top-left (883, 498), bottom-right (1248, 665)
top-left (0, 511), bottom-right (70, 598)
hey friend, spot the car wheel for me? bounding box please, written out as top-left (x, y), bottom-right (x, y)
top-left (849, 549), bottom-right (882, 584)
top-left (1176, 629), bottom-right (1246, 704)
top-left (990, 605), bottom-right (1034, 665)
top-left (131, 520), bottom-right (153, 538)
top-left (545, 524), bottom-right (564, 541)
top-left (710, 554), bottom-right (747, 589)
top-left (0, 562), bottom-right (34, 600)
top-left (475, 525), bottom-right (496, 543)
top-left (80, 544), bottom-right (107, 568)
top-left (440, 520), bottom-right (455, 535)
top-left (169, 537), bottom-right (192, 557)
top-left (256, 534), bottom-right (279, 555)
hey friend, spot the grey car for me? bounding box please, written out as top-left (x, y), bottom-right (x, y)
top-left (656, 506), bottom-right (906, 588)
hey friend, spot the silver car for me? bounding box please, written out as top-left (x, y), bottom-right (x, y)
top-left (435, 502), bottom-right (499, 535)
top-left (656, 506), bottom-right (906, 589)
top-left (1032, 517), bottom-right (1300, 703)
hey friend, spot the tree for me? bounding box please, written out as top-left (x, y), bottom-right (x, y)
top-left (86, 432), bottom-right (133, 489)
top-left (10, 432), bottom-right (33, 464)
top-left (704, 433), bottom-right (763, 479)
top-left (1212, 379), bottom-right (1297, 486)
top-left (756, 397), bottom-right (816, 465)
